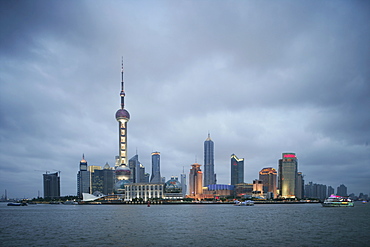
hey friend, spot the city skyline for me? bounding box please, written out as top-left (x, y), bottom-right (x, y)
top-left (1, 1), bottom-right (369, 198)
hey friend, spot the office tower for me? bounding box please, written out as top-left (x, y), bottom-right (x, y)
top-left (115, 61), bottom-right (131, 187)
top-left (180, 167), bottom-right (187, 197)
top-left (252, 179), bottom-right (263, 197)
top-left (231, 154), bottom-right (244, 185)
top-left (150, 152), bottom-right (161, 183)
top-left (204, 133), bottom-right (216, 186)
top-left (328, 186), bottom-right (334, 196)
top-left (259, 167), bottom-right (277, 197)
top-left (77, 155), bottom-right (90, 197)
top-left (337, 184), bottom-right (348, 197)
top-left (296, 172), bottom-right (304, 199)
top-left (129, 154), bottom-right (146, 183)
top-left (43, 172), bottom-right (60, 199)
top-left (91, 163), bottom-right (114, 195)
top-left (278, 153), bottom-right (298, 199)
top-left (189, 163), bottom-right (203, 197)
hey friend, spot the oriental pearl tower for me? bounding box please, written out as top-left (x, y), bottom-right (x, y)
top-left (115, 59), bottom-right (131, 192)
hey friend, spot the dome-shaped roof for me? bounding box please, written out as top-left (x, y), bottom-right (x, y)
top-left (164, 177), bottom-right (182, 193)
top-left (116, 109), bottom-right (130, 120)
top-left (115, 165), bottom-right (131, 180)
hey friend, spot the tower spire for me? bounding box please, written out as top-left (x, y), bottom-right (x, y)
top-left (120, 57), bottom-right (125, 109)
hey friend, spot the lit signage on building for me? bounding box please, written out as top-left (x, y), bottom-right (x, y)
top-left (283, 154), bottom-right (296, 158)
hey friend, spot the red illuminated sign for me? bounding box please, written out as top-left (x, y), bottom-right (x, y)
top-left (283, 154), bottom-right (296, 158)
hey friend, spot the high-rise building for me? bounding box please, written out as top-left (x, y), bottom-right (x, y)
top-left (259, 167), bottom-right (277, 197)
top-left (43, 172), bottom-right (60, 199)
top-left (296, 172), bottom-right (304, 199)
top-left (180, 167), bottom-right (187, 197)
top-left (150, 152), bottom-right (161, 183)
top-left (278, 153), bottom-right (298, 199)
top-left (129, 154), bottom-right (147, 183)
top-left (337, 184), bottom-right (348, 197)
top-left (252, 179), bottom-right (263, 197)
top-left (77, 155), bottom-right (90, 198)
top-left (115, 61), bottom-right (131, 191)
top-left (305, 182), bottom-right (327, 200)
top-left (204, 133), bottom-right (216, 186)
top-left (91, 163), bottom-right (114, 195)
top-left (231, 154), bottom-right (244, 185)
top-left (189, 163), bottom-right (203, 198)
top-left (327, 186), bottom-right (334, 196)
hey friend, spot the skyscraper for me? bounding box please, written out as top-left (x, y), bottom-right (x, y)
top-left (43, 172), bottom-right (60, 199)
top-left (337, 184), bottom-right (348, 197)
top-left (204, 133), bottom-right (216, 186)
top-left (115, 60), bottom-right (131, 188)
top-left (231, 154), bottom-right (244, 185)
top-left (150, 151), bottom-right (161, 183)
top-left (91, 163), bottom-right (114, 195)
top-left (180, 167), bottom-right (187, 197)
top-left (189, 163), bottom-right (203, 198)
top-left (129, 154), bottom-right (147, 183)
top-left (278, 153), bottom-right (298, 199)
top-left (259, 167), bottom-right (277, 197)
top-left (77, 154), bottom-right (90, 198)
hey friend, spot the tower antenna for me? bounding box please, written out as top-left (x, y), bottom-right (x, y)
top-left (120, 57), bottom-right (125, 109)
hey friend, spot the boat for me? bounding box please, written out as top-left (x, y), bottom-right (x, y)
top-left (322, 195), bottom-right (354, 207)
top-left (234, 200), bottom-right (254, 206)
top-left (7, 202), bottom-right (28, 206)
top-left (63, 200), bottom-right (78, 205)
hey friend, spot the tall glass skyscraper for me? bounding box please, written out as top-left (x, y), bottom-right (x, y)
top-left (43, 172), bottom-right (60, 199)
top-left (204, 133), bottom-right (216, 186)
top-left (278, 153), bottom-right (298, 199)
top-left (259, 167), bottom-right (277, 197)
top-left (189, 163), bottom-right (203, 197)
top-left (150, 151), bottom-right (161, 183)
top-left (231, 154), bottom-right (244, 185)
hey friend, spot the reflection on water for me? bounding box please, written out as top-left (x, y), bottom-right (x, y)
top-left (1, 202), bottom-right (369, 246)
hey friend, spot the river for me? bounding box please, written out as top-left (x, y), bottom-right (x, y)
top-left (1, 202), bottom-right (369, 246)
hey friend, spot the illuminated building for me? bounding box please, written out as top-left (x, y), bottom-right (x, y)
top-left (259, 167), bottom-right (277, 198)
top-left (234, 183), bottom-right (253, 198)
top-left (43, 172), bottom-right (60, 199)
top-left (204, 133), bottom-right (216, 186)
top-left (150, 152), bottom-right (161, 183)
top-left (278, 153), bottom-right (298, 198)
top-left (252, 179), bottom-right (263, 197)
top-left (115, 60), bottom-right (131, 192)
top-left (77, 155), bottom-right (90, 198)
top-left (231, 154), bottom-right (244, 185)
top-left (189, 163), bottom-right (203, 198)
top-left (124, 183), bottom-right (164, 201)
top-left (163, 176), bottom-right (183, 199)
top-left (337, 184), bottom-right (348, 197)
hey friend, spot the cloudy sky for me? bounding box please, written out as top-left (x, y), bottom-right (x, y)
top-left (1, 0), bottom-right (369, 199)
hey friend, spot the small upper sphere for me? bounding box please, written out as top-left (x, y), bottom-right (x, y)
top-left (116, 109), bottom-right (130, 121)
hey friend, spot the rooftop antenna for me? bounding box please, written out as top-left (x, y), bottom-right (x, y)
top-left (120, 57), bottom-right (125, 109)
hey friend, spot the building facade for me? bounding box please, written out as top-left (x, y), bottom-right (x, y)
top-left (43, 172), bottom-right (60, 199)
top-left (91, 163), bottom-right (114, 195)
top-left (150, 151), bottom-right (161, 183)
top-left (204, 133), bottom-right (216, 186)
top-left (337, 184), bottom-right (348, 197)
top-left (124, 183), bottom-right (164, 201)
top-left (278, 153), bottom-right (298, 199)
top-left (180, 170), bottom-right (187, 197)
top-left (77, 155), bottom-right (90, 198)
top-left (259, 167), bottom-right (277, 198)
top-left (129, 154), bottom-right (147, 183)
top-left (231, 154), bottom-right (244, 185)
top-left (189, 163), bottom-right (203, 198)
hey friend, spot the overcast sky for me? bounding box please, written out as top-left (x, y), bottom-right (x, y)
top-left (1, 0), bottom-right (369, 199)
